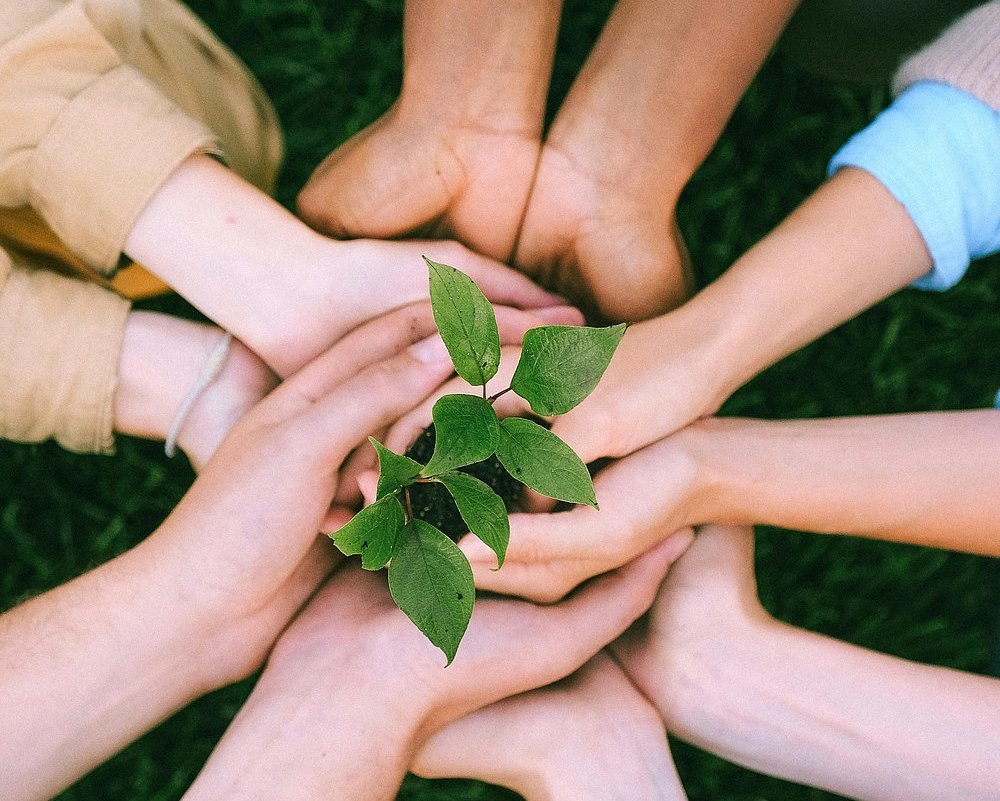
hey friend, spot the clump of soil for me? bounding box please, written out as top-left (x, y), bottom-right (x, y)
top-left (404, 424), bottom-right (523, 541)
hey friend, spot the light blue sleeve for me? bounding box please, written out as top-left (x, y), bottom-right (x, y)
top-left (828, 81), bottom-right (1000, 291)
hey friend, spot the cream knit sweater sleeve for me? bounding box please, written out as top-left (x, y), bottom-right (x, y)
top-left (894, 1), bottom-right (1000, 111)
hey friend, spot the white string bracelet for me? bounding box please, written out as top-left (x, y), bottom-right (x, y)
top-left (164, 331), bottom-right (233, 458)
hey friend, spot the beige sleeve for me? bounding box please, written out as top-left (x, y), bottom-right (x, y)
top-left (893, 1), bottom-right (1000, 112)
top-left (0, 246), bottom-right (130, 454)
top-left (0, 0), bottom-right (223, 276)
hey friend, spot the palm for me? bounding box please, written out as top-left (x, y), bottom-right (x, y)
top-left (298, 105), bottom-right (540, 261)
top-left (515, 141), bottom-right (694, 323)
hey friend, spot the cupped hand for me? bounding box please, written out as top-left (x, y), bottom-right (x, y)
top-left (183, 536), bottom-right (688, 801)
top-left (412, 651), bottom-right (687, 800)
top-left (139, 305), bottom-right (462, 683)
top-left (461, 432), bottom-right (702, 602)
top-left (297, 102), bottom-right (541, 262)
top-left (514, 137), bottom-right (694, 324)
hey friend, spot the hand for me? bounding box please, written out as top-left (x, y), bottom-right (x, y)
top-left (136, 304), bottom-right (463, 684)
top-left (611, 523), bottom-right (763, 736)
top-left (297, 101), bottom-right (541, 262)
top-left (296, 0), bottom-right (560, 262)
top-left (124, 155), bottom-right (565, 378)
top-left (182, 537), bottom-right (687, 801)
top-left (461, 431), bottom-right (702, 602)
top-left (413, 651), bottom-right (687, 801)
top-left (513, 127), bottom-right (693, 324)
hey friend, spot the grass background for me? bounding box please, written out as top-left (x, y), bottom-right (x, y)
top-left (2, 1), bottom-right (999, 799)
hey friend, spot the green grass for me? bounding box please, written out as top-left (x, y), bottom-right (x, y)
top-left (1, 2), bottom-right (999, 799)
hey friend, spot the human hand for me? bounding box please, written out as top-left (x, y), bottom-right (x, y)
top-left (125, 156), bottom-right (565, 379)
top-left (412, 651), bottom-right (687, 801)
top-left (513, 131), bottom-right (693, 324)
top-left (460, 430), bottom-right (702, 602)
top-left (610, 523), bottom-right (765, 737)
top-left (182, 536), bottom-right (687, 801)
top-left (297, 1), bottom-right (560, 262)
top-left (134, 303), bottom-right (464, 685)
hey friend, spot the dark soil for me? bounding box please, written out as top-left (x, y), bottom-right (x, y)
top-left (404, 424), bottom-right (523, 541)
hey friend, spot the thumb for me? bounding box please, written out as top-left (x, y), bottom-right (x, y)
top-left (297, 119), bottom-right (451, 240)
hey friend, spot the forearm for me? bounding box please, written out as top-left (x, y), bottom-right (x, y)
top-left (0, 549), bottom-right (222, 800)
top-left (684, 410), bottom-right (1000, 555)
top-left (663, 616), bottom-right (1000, 801)
top-left (400, 0), bottom-right (561, 132)
top-left (549, 0), bottom-right (799, 197)
top-left (123, 155), bottom-right (341, 376)
top-left (671, 167), bottom-right (932, 403)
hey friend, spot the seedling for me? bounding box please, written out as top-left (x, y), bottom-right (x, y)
top-left (330, 257), bottom-right (625, 663)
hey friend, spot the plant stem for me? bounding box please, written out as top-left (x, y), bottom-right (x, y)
top-left (488, 386), bottom-right (514, 404)
top-left (403, 485), bottom-right (413, 521)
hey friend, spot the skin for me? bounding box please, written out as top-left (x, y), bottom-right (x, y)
top-left (0, 314), bottom-right (461, 801)
top-left (124, 154), bottom-right (565, 379)
top-left (613, 524), bottom-right (1000, 801)
top-left (111, 301), bottom-right (582, 475)
top-left (462, 409), bottom-right (1000, 601)
top-left (549, 167), bottom-right (933, 466)
top-left (180, 536), bottom-right (692, 801)
top-left (299, 0), bottom-right (800, 321)
top-left (413, 652), bottom-right (687, 801)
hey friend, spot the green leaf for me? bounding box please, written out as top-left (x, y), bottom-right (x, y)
top-left (437, 471), bottom-right (510, 569)
top-left (425, 256), bottom-right (501, 387)
top-left (329, 494), bottom-right (404, 570)
top-left (388, 519), bottom-right (475, 664)
top-left (370, 437), bottom-right (422, 499)
top-left (422, 394), bottom-right (500, 477)
top-left (494, 418), bottom-right (597, 508)
top-left (510, 324), bottom-right (627, 415)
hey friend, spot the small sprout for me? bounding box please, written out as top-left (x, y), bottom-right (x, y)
top-left (329, 258), bottom-right (625, 662)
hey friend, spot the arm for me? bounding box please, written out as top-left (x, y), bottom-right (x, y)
top-left (616, 524), bottom-right (1000, 801)
top-left (463, 410), bottom-right (1000, 602)
top-left (553, 166), bottom-right (932, 463)
top-left (298, 0), bottom-right (562, 260)
top-left (683, 411), bottom-right (1000, 555)
top-left (0, 310), bottom-right (459, 800)
top-left (125, 155), bottom-right (561, 378)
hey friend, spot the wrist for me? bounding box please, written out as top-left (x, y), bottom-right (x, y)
top-left (674, 417), bottom-right (752, 527)
top-left (185, 666), bottom-right (420, 801)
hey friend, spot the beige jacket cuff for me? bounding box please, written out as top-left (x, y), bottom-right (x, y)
top-left (0, 253), bottom-right (130, 454)
top-left (893, 1), bottom-right (1000, 112)
top-left (0, 2), bottom-right (222, 276)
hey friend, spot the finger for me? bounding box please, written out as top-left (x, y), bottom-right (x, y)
top-left (466, 520), bottom-right (694, 603)
top-left (284, 302), bottom-right (442, 404)
top-left (516, 534), bottom-right (693, 681)
top-left (321, 504), bottom-right (354, 534)
top-left (419, 243), bottom-right (566, 309)
top-left (357, 470), bottom-right (378, 507)
top-left (334, 427), bottom-right (385, 507)
top-left (299, 339), bottom-right (456, 469)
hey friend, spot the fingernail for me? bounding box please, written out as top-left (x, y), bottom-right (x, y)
top-left (408, 335), bottom-right (451, 364)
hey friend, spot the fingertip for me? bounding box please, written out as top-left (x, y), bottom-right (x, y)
top-left (357, 470), bottom-right (378, 506)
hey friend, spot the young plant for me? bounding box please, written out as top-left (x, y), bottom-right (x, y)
top-left (329, 257), bottom-right (625, 663)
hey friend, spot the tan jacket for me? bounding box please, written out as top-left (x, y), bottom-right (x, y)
top-left (0, 0), bottom-right (281, 453)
